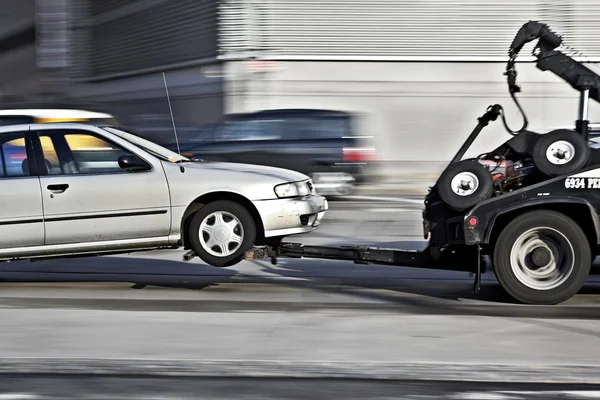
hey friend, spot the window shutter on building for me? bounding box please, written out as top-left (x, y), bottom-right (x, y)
top-left (218, 0), bottom-right (600, 61)
top-left (74, 0), bottom-right (219, 79)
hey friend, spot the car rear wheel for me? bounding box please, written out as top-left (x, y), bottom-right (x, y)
top-left (189, 200), bottom-right (256, 267)
top-left (493, 210), bottom-right (591, 305)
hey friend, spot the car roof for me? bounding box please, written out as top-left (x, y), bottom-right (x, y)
top-left (0, 122), bottom-right (111, 134)
top-left (0, 109), bottom-right (114, 119)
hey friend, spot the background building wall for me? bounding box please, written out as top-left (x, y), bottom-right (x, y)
top-left (219, 0), bottom-right (600, 182)
top-left (225, 60), bottom-right (595, 181)
top-left (63, 0), bottom-right (225, 144)
top-left (0, 0), bottom-right (598, 184)
top-left (0, 0), bottom-right (38, 103)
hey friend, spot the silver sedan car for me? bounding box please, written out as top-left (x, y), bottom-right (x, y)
top-left (0, 123), bottom-right (329, 267)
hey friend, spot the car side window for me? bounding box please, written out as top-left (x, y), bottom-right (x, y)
top-left (218, 119), bottom-right (283, 141)
top-left (0, 133), bottom-right (30, 178)
top-left (38, 130), bottom-right (134, 175)
top-left (287, 116), bottom-right (351, 140)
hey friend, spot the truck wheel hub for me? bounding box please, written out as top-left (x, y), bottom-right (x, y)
top-left (509, 227), bottom-right (575, 290)
top-left (547, 140), bottom-right (575, 165)
top-left (530, 246), bottom-right (551, 268)
top-left (451, 172), bottom-right (479, 196)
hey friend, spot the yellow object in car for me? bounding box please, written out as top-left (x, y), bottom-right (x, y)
top-left (36, 118), bottom-right (89, 123)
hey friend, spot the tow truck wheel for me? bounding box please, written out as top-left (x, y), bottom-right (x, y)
top-left (493, 210), bottom-right (591, 305)
top-left (436, 160), bottom-right (494, 211)
top-left (188, 200), bottom-right (257, 267)
top-left (532, 129), bottom-right (590, 177)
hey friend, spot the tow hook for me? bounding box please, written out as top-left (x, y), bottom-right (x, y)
top-left (244, 246), bottom-right (278, 265)
top-left (183, 250), bottom-right (196, 262)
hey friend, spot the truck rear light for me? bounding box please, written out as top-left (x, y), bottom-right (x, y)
top-left (343, 147), bottom-right (376, 162)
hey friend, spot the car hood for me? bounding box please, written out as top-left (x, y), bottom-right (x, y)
top-left (181, 160), bottom-right (309, 182)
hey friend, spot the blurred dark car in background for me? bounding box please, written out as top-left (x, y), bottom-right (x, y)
top-left (176, 109), bottom-right (375, 197)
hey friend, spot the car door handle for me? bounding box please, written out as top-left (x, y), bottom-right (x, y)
top-left (47, 184), bottom-right (69, 193)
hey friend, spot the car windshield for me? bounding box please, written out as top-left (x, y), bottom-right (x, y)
top-left (102, 126), bottom-right (189, 162)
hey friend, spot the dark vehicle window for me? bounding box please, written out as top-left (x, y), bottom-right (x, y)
top-left (38, 130), bottom-right (132, 175)
top-left (287, 116), bottom-right (352, 140)
top-left (0, 133), bottom-right (29, 177)
top-left (218, 118), bottom-right (283, 141)
top-left (0, 117), bottom-right (33, 126)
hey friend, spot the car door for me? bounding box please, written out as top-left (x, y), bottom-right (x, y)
top-left (32, 127), bottom-right (171, 246)
top-left (0, 129), bottom-right (45, 249)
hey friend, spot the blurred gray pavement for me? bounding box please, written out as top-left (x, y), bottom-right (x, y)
top-left (2, 376), bottom-right (600, 400)
top-left (353, 180), bottom-right (433, 197)
top-left (1, 200), bottom-right (600, 384)
top-left (4, 375), bottom-right (600, 399)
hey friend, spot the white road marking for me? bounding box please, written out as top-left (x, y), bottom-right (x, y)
top-left (0, 395), bottom-right (41, 400)
top-left (499, 391), bottom-right (600, 399)
top-left (562, 392), bottom-right (600, 398)
top-left (366, 208), bottom-right (416, 213)
top-left (449, 393), bottom-right (522, 400)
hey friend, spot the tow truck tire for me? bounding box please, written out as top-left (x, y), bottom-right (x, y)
top-left (532, 129), bottom-right (590, 177)
top-left (189, 200), bottom-right (257, 268)
top-left (436, 160), bottom-right (494, 211)
top-left (493, 210), bottom-right (591, 305)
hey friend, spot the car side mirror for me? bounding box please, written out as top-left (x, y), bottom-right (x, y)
top-left (118, 154), bottom-right (151, 171)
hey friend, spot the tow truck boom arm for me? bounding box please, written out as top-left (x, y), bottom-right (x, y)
top-left (507, 20), bottom-right (600, 103)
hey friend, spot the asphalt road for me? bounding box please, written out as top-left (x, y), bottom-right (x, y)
top-left (1, 198), bottom-right (600, 312)
top-left (1, 199), bottom-right (600, 390)
top-left (1, 375), bottom-right (600, 400)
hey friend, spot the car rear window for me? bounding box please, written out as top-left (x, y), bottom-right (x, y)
top-left (216, 114), bottom-right (353, 141)
top-left (218, 118), bottom-right (284, 141)
top-left (287, 115), bottom-right (352, 139)
top-left (0, 135), bottom-right (28, 177)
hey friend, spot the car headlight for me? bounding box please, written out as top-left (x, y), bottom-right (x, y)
top-left (274, 180), bottom-right (314, 198)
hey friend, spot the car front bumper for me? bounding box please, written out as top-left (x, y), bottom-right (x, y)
top-left (253, 195), bottom-right (329, 238)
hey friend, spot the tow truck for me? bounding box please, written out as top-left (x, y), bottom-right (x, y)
top-left (241, 21), bottom-right (600, 306)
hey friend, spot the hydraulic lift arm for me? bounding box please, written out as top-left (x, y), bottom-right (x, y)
top-left (507, 21), bottom-right (600, 137)
top-left (244, 242), bottom-right (482, 274)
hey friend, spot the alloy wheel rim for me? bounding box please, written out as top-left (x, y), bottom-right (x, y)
top-left (199, 211), bottom-right (244, 257)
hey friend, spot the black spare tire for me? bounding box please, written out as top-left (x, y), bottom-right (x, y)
top-left (436, 160), bottom-right (494, 211)
top-left (532, 129), bottom-right (590, 177)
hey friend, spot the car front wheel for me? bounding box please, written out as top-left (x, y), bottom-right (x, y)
top-left (189, 200), bottom-right (257, 267)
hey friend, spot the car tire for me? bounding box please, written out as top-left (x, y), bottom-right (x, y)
top-left (532, 129), bottom-right (590, 177)
top-left (436, 160), bottom-right (494, 211)
top-left (188, 200), bottom-right (257, 267)
top-left (493, 210), bottom-right (591, 305)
